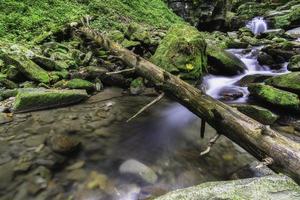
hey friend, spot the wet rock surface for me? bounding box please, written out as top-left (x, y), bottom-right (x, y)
top-left (155, 175), bottom-right (300, 200)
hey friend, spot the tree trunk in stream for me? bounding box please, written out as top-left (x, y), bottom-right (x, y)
top-left (78, 26), bottom-right (300, 183)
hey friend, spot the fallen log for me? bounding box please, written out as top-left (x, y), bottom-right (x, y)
top-left (78, 26), bottom-right (300, 183)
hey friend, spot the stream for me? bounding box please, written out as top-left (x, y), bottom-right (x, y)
top-left (203, 47), bottom-right (288, 103)
top-left (1, 18), bottom-right (298, 200)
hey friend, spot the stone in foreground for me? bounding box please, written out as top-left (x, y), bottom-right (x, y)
top-left (13, 89), bottom-right (88, 112)
top-left (248, 84), bottom-right (300, 110)
top-left (151, 23), bottom-right (207, 79)
top-left (155, 175), bottom-right (300, 200)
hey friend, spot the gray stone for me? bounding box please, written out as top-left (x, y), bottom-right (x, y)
top-left (286, 27), bottom-right (300, 39)
top-left (155, 175), bottom-right (300, 200)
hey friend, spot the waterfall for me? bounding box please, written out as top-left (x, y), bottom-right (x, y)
top-left (246, 17), bottom-right (268, 35)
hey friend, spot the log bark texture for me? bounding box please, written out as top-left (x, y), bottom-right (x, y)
top-left (78, 26), bottom-right (300, 183)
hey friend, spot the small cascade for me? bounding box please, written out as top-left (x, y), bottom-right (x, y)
top-left (203, 47), bottom-right (288, 103)
top-left (246, 17), bottom-right (268, 35)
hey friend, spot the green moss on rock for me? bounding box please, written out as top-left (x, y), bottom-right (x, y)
top-left (265, 72), bottom-right (300, 94)
top-left (13, 89), bottom-right (88, 113)
top-left (248, 83), bottom-right (300, 110)
top-left (31, 55), bottom-right (67, 71)
top-left (0, 52), bottom-right (50, 83)
top-left (54, 79), bottom-right (95, 92)
top-left (151, 24), bottom-right (207, 79)
top-left (235, 104), bottom-right (279, 125)
top-left (207, 46), bottom-right (246, 75)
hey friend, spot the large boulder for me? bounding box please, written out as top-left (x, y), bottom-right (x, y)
top-left (265, 72), bottom-right (300, 94)
top-left (13, 89), bottom-right (88, 113)
top-left (151, 24), bottom-right (207, 79)
top-left (207, 46), bottom-right (246, 75)
top-left (155, 175), bottom-right (300, 200)
top-left (248, 83), bottom-right (300, 110)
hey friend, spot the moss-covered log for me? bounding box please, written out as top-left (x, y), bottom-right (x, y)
top-left (78, 26), bottom-right (300, 183)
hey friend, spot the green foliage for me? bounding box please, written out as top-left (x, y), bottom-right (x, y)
top-left (275, 5), bottom-right (300, 29)
top-left (0, 0), bottom-right (182, 43)
top-left (0, 0), bottom-right (87, 42)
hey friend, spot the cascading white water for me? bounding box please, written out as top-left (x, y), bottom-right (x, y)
top-left (203, 47), bottom-right (289, 103)
top-left (246, 17), bottom-right (268, 35)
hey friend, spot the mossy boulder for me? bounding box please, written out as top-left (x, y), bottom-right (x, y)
top-left (235, 104), bottom-right (279, 125)
top-left (54, 79), bottom-right (95, 92)
top-left (265, 72), bottom-right (300, 94)
top-left (130, 77), bottom-right (145, 95)
top-left (248, 83), bottom-right (300, 110)
top-left (13, 89), bottom-right (88, 113)
top-left (151, 24), bottom-right (207, 80)
top-left (155, 175), bottom-right (300, 200)
top-left (207, 47), bottom-right (246, 76)
top-left (288, 55), bottom-right (300, 72)
top-left (0, 53), bottom-right (50, 83)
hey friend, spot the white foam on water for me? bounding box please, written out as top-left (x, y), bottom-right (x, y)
top-left (246, 17), bottom-right (268, 35)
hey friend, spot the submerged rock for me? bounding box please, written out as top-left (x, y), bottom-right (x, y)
top-left (151, 24), bottom-right (207, 79)
top-left (265, 72), bottom-right (300, 94)
top-left (13, 89), bottom-right (88, 112)
top-left (207, 47), bottom-right (246, 76)
top-left (119, 159), bottom-right (158, 184)
top-left (248, 84), bottom-right (300, 110)
top-left (230, 161), bottom-right (275, 179)
top-left (235, 104), bottom-right (279, 125)
top-left (155, 175), bottom-right (300, 200)
top-left (288, 55), bottom-right (300, 72)
top-left (0, 53), bottom-right (50, 83)
top-left (48, 134), bottom-right (80, 154)
top-left (130, 77), bottom-right (145, 95)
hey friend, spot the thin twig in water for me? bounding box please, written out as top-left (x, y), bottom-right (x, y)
top-left (127, 92), bottom-right (165, 122)
top-left (200, 134), bottom-right (221, 156)
top-left (106, 67), bottom-right (136, 75)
